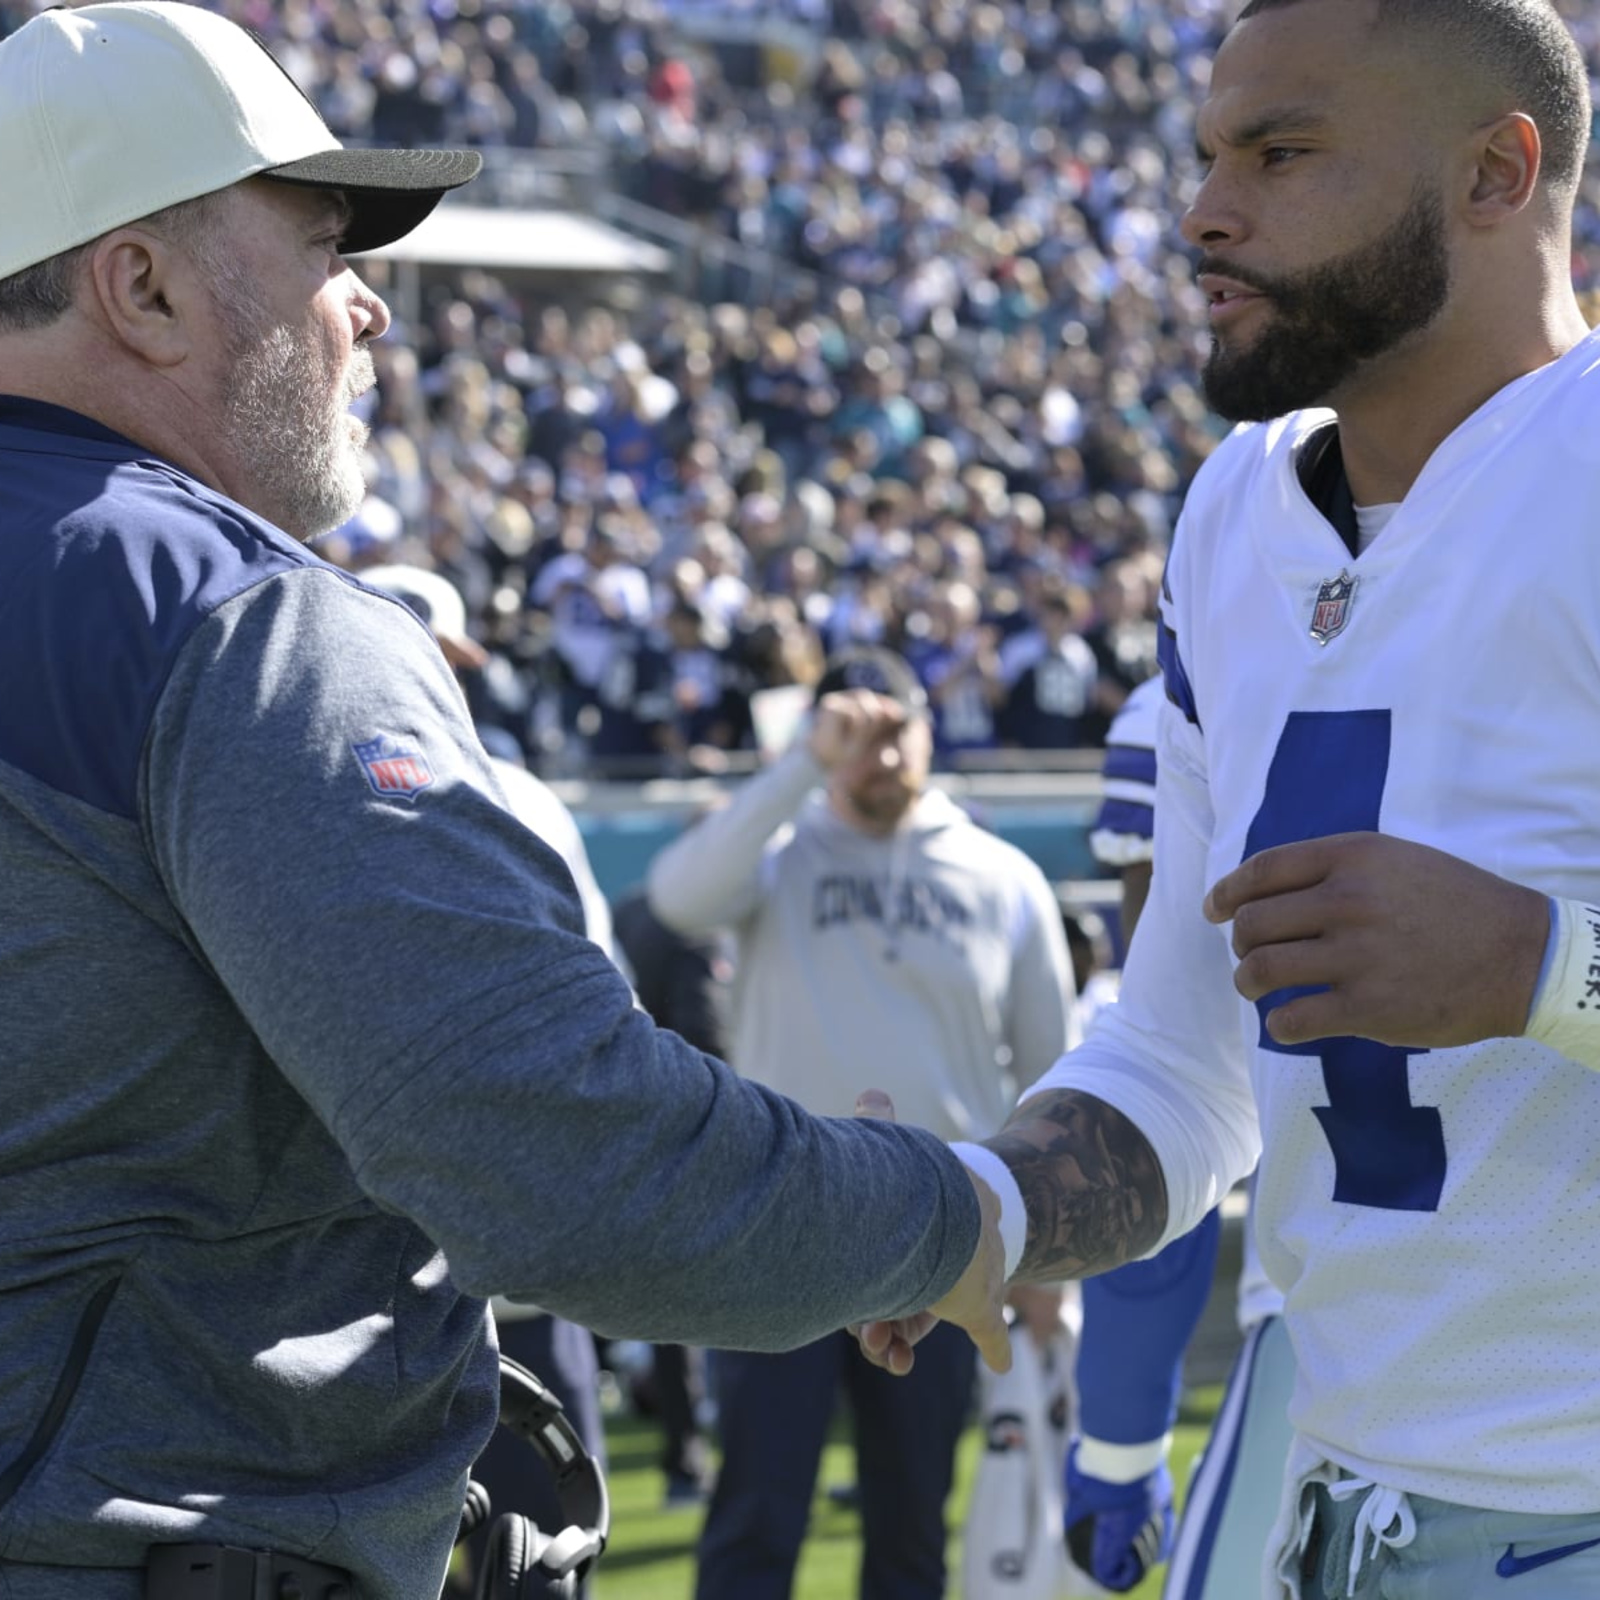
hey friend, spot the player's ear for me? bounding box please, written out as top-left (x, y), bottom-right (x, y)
top-left (1462, 111), bottom-right (1540, 225)
top-left (82, 228), bottom-right (194, 368)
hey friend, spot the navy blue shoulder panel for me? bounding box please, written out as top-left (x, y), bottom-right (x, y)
top-left (0, 408), bottom-right (335, 817)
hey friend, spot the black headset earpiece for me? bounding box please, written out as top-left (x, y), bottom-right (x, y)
top-left (472, 1355), bottom-right (611, 1600)
top-left (481, 1510), bottom-right (582, 1600)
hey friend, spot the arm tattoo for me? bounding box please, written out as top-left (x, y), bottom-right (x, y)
top-left (989, 1090), bottom-right (1167, 1282)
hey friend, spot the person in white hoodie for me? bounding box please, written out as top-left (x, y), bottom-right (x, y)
top-left (648, 645), bottom-right (1078, 1600)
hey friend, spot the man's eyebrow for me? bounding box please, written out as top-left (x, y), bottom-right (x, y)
top-left (1195, 104), bottom-right (1330, 163)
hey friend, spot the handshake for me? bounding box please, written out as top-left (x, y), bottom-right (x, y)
top-left (851, 1090), bottom-right (1015, 1377)
top-left (851, 1092), bottom-right (1178, 1596)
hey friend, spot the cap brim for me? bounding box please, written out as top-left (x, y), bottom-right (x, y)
top-left (262, 147), bottom-right (483, 254)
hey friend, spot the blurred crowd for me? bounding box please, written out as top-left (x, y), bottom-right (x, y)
top-left (8, 0), bottom-right (1600, 775)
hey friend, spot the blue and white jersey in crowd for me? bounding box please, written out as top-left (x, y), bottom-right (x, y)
top-left (1033, 327), bottom-right (1600, 1513)
top-left (1089, 674), bottom-right (1164, 870)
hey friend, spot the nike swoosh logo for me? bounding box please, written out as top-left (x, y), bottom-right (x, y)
top-left (1497, 1537), bottom-right (1600, 1578)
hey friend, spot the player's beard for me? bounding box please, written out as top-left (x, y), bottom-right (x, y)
top-left (1199, 179), bottom-right (1452, 423)
top-left (210, 274), bottom-right (373, 542)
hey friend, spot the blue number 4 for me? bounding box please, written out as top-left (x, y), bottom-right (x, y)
top-left (1244, 711), bottom-right (1446, 1212)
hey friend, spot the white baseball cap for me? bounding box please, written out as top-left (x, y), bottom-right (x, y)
top-left (359, 563), bottom-right (470, 645)
top-left (0, 1), bottom-right (483, 282)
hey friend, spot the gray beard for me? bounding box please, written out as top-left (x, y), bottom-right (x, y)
top-left (218, 327), bottom-right (372, 541)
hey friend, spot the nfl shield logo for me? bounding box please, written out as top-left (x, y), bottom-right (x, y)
top-left (1309, 570), bottom-right (1357, 646)
top-left (353, 735), bottom-right (435, 800)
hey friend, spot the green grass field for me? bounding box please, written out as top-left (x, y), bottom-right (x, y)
top-left (590, 1383), bottom-right (1224, 1600)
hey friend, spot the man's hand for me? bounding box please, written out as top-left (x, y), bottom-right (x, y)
top-left (1064, 1442), bottom-right (1174, 1594)
top-left (1204, 831), bottom-right (1549, 1049)
top-left (808, 690), bottom-right (905, 771)
top-left (851, 1091), bottom-right (1011, 1377)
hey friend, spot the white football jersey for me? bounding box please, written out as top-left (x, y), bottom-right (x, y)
top-left (1031, 328), bottom-right (1600, 1513)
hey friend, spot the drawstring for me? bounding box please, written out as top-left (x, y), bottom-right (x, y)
top-left (1327, 1478), bottom-right (1417, 1597)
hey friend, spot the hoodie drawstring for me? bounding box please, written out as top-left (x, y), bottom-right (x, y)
top-left (1326, 1478), bottom-right (1417, 1597)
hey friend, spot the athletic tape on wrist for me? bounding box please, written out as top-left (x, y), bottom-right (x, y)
top-left (1524, 896), bottom-right (1600, 1070)
top-left (948, 1142), bottom-right (1025, 1281)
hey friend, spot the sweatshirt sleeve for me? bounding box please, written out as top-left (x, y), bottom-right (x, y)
top-left (1003, 857), bottom-right (1081, 1092)
top-left (646, 742), bottom-right (824, 933)
top-left (142, 568), bottom-right (981, 1348)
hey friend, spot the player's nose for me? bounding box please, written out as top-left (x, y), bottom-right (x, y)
top-left (1180, 166), bottom-right (1249, 252)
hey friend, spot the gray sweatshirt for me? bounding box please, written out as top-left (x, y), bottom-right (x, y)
top-left (0, 400), bottom-right (979, 1597)
top-left (648, 746), bottom-right (1079, 1140)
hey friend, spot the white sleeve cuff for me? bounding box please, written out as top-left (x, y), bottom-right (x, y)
top-left (949, 1142), bottom-right (1026, 1281)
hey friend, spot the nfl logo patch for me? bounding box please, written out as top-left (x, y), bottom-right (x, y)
top-left (1309, 570), bottom-right (1358, 646)
top-left (352, 735), bottom-right (435, 800)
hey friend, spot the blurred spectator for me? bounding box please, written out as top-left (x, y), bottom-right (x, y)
top-left (647, 645), bottom-right (1079, 1600)
top-left (531, 519), bottom-right (654, 739)
top-left (908, 580), bottom-right (1006, 762)
top-left (998, 578), bottom-right (1102, 750)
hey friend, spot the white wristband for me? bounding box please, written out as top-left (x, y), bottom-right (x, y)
top-left (1524, 896), bottom-right (1600, 1070)
top-left (949, 1142), bottom-right (1026, 1282)
top-left (1075, 1432), bottom-right (1173, 1484)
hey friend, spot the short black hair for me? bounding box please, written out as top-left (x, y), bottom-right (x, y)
top-left (1234, 0), bottom-right (1592, 193)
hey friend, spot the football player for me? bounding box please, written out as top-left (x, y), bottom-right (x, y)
top-left (864, 3), bottom-right (1600, 1596)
